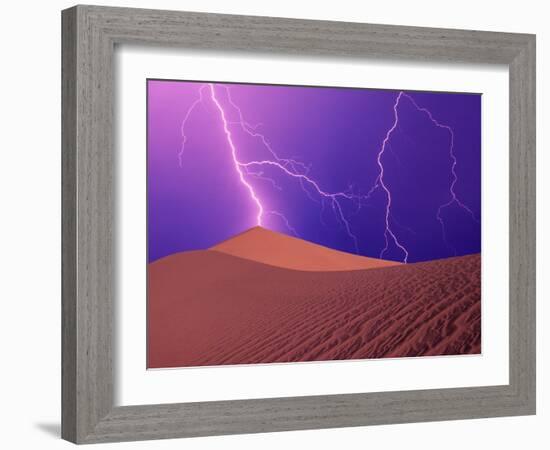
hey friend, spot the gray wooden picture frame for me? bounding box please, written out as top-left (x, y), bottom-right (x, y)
top-left (61, 4), bottom-right (536, 444)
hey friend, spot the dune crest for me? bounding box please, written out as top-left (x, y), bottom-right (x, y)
top-left (210, 226), bottom-right (400, 272)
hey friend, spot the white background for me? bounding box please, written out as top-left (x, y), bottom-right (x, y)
top-left (0, 0), bottom-right (546, 449)
top-left (117, 47), bottom-right (509, 405)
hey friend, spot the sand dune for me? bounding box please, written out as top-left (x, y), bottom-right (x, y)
top-left (210, 226), bottom-right (400, 271)
top-left (148, 250), bottom-right (481, 368)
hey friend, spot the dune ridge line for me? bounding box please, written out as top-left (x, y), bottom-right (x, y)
top-left (209, 226), bottom-right (401, 272)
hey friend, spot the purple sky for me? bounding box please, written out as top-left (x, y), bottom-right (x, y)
top-left (147, 80), bottom-right (481, 263)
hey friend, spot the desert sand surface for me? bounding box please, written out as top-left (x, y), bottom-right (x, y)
top-left (210, 226), bottom-right (401, 271)
top-left (148, 241), bottom-right (481, 368)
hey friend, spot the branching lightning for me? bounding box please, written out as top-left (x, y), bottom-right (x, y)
top-left (374, 92), bottom-right (410, 262)
top-left (265, 211), bottom-right (299, 237)
top-left (207, 84), bottom-right (265, 227)
top-left (368, 91), bottom-right (479, 261)
top-left (179, 84), bottom-right (207, 168)
top-left (401, 94), bottom-right (479, 255)
top-left (180, 83), bottom-right (363, 252)
top-left (179, 84), bottom-right (479, 262)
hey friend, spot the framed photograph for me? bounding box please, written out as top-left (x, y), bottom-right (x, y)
top-left (62, 5), bottom-right (536, 444)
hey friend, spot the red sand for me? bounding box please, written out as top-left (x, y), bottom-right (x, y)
top-left (211, 227), bottom-right (400, 271)
top-left (148, 234), bottom-right (481, 368)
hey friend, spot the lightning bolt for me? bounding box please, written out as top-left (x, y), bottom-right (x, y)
top-left (224, 87), bottom-right (325, 209)
top-left (375, 92), bottom-right (410, 263)
top-left (265, 211), bottom-right (299, 237)
top-left (207, 84), bottom-right (265, 226)
top-left (369, 91), bottom-right (479, 261)
top-left (180, 83), bottom-right (362, 253)
top-left (224, 88), bottom-right (310, 176)
top-left (178, 84), bottom-right (478, 262)
top-left (403, 93), bottom-right (479, 255)
top-left (179, 85), bottom-right (207, 168)
top-left (238, 158), bottom-right (360, 252)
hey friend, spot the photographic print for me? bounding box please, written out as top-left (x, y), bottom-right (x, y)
top-left (147, 80), bottom-right (481, 369)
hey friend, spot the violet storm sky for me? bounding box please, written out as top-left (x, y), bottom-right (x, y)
top-left (147, 79), bottom-right (481, 264)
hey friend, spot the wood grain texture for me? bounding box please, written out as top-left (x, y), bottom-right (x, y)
top-left (61, 4), bottom-right (536, 444)
top-left (61, 7), bottom-right (77, 443)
